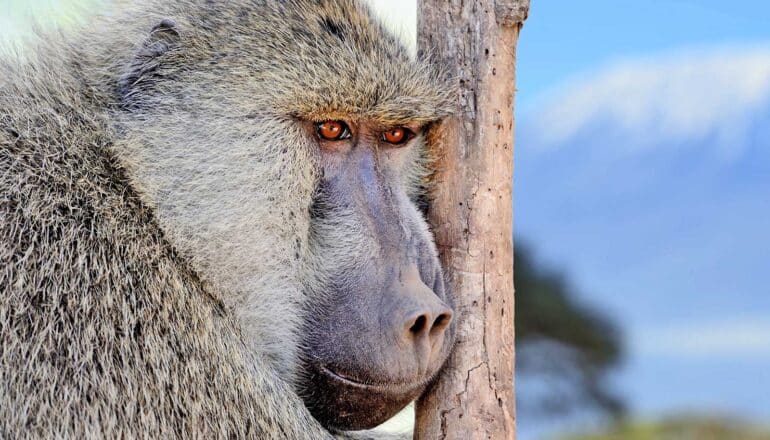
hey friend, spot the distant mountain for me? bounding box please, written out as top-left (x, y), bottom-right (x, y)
top-left (516, 47), bottom-right (770, 333)
top-left (514, 47), bottom-right (770, 431)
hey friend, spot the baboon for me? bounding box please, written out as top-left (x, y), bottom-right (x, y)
top-left (0, 0), bottom-right (457, 438)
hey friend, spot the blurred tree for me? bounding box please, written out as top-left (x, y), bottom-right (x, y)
top-left (515, 240), bottom-right (624, 417)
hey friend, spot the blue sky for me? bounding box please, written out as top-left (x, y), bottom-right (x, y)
top-left (517, 0), bottom-right (770, 108)
top-left (515, 0), bottom-right (770, 436)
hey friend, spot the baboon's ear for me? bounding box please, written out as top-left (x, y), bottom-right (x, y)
top-left (118, 19), bottom-right (180, 108)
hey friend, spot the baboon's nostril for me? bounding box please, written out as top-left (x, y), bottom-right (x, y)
top-left (431, 312), bottom-right (452, 335)
top-left (409, 315), bottom-right (428, 334)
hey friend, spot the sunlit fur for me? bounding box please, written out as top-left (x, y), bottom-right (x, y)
top-left (0, 0), bottom-right (453, 438)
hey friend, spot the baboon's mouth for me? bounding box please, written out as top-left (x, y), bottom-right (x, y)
top-left (302, 361), bottom-right (431, 430)
top-left (320, 365), bottom-right (427, 395)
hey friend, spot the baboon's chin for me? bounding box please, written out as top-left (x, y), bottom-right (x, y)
top-left (299, 362), bottom-right (428, 430)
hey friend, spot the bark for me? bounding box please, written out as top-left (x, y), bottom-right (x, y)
top-left (415, 1), bottom-right (528, 439)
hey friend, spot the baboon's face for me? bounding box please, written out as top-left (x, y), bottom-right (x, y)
top-left (298, 119), bottom-right (456, 430)
top-left (111, 2), bottom-right (456, 430)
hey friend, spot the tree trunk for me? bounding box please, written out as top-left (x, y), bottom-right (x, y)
top-left (415, 1), bottom-right (528, 439)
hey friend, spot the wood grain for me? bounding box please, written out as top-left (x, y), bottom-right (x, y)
top-left (415, 1), bottom-right (528, 439)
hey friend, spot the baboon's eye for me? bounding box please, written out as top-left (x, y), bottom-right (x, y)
top-left (382, 127), bottom-right (413, 145)
top-left (316, 120), bottom-right (351, 141)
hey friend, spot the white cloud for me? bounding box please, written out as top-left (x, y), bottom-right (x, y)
top-left (635, 317), bottom-right (770, 359)
top-left (364, 0), bottom-right (417, 55)
top-left (525, 46), bottom-right (770, 157)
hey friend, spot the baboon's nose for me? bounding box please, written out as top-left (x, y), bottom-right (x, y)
top-left (404, 301), bottom-right (453, 359)
top-left (392, 266), bottom-right (453, 374)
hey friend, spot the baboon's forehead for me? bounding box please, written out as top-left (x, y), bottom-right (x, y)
top-left (237, 0), bottom-right (455, 125)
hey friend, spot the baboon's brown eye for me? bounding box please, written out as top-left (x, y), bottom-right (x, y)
top-left (316, 120), bottom-right (351, 141)
top-left (382, 127), bottom-right (412, 145)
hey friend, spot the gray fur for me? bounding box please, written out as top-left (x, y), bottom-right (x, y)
top-left (0, 0), bottom-right (452, 438)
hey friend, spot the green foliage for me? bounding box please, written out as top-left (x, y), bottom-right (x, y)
top-left (515, 240), bottom-right (624, 416)
top-left (558, 416), bottom-right (770, 440)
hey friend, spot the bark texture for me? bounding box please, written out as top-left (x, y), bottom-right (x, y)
top-left (415, 1), bottom-right (528, 439)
